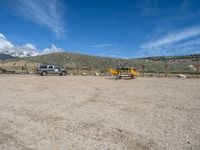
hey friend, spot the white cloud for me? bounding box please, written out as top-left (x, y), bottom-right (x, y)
top-left (24, 43), bottom-right (36, 50)
top-left (8, 0), bottom-right (64, 35)
top-left (0, 33), bottom-right (14, 49)
top-left (137, 26), bottom-right (200, 57)
top-left (175, 38), bottom-right (200, 48)
top-left (141, 25), bottom-right (200, 50)
top-left (91, 44), bottom-right (114, 48)
top-left (42, 43), bottom-right (64, 54)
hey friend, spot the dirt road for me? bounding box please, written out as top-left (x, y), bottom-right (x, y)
top-left (0, 75), bottom-right (200, 150)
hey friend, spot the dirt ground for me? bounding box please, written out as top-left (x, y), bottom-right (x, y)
top-left (0, 75), bottom-right (200, 150)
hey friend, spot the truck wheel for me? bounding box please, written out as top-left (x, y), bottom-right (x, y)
top-left (61, 71), bottom-right (66, 76)
top-left (41, 71), bottom-right (47, 76)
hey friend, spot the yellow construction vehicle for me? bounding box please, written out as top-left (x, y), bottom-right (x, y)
top-left (110, 67), bottom-right (139, 79)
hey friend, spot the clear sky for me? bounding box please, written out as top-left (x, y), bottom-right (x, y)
top-left (0, 0), bottom-right (200, 58)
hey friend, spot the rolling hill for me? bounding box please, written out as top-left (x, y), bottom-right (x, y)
top-left (0, 52), bottom-right (200, 75)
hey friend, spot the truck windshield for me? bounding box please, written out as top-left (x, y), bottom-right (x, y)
top-left (39, 65), bottom-right (47, 69)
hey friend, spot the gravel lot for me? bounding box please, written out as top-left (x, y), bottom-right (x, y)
top-left (0, 75), bottom-right (200, 150)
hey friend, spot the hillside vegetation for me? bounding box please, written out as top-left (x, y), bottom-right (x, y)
top-left (0, 52), bottom-right (200, 75)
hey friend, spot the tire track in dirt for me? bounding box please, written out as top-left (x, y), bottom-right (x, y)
top-left (51, 120), bottom-right (159, 150)
top-left (68, 86), bottom-right (102, 111)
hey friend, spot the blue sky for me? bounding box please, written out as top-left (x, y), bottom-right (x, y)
top-left (0, 0), bottom-right (200, 58)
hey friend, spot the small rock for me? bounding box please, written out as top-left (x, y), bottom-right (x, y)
top-left (82, 72), bottom-right (86, 76)
top-left (178, 74), bottom-right (186, 78)
top-left (189, 65), bottom-right (194, 68)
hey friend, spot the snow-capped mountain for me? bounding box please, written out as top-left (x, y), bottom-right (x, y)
top-left (0, 53), bottom-right (14, 60)
top-left (0, 33), bottom-right (39, 58)
top-left (0, 47), bottom-right (39, 58)
top-left (0, 33), bottom-right (64, 60)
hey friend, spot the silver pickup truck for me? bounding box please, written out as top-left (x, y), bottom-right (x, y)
top-left (37, 64), bottom-right (67, 76)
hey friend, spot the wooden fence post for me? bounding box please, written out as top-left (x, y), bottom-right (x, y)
top-left (164, 64), bottom-right (168, 78)
top-left (141, 65), bottom-right (145, 77)
top-left (196, 64), bottom-right (200, 79)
